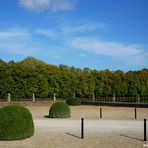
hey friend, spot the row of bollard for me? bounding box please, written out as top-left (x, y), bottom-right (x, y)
top-left (80, 118), bottom-right (147, 141)
top-left (99, 107), bottom-right (138, 119)
top-left (80, 108), bottom-right (147, 141)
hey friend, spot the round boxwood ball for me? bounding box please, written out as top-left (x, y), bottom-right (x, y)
top-left (66, 98), bottom-right (81, 106)
top-left (49, 102), bottom-right (71, 118)
top-left (0, 105), bottom-right (34, 141)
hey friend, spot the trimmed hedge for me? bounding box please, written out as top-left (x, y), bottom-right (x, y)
top-left (49, 102), bottom-right (71, 118)
top-left (0, 105), bottom-right (34, 141)
top-left (66, 98), bottom-right (81, 106)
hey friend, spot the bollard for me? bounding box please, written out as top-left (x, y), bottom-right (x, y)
top-left (144, 119), bottom-right (147, 141)
top-left (81, 118), bottom-right (84, 139)
top-left (100, 108), bottom-right (102, 119)
top-left (135, 108), bottom-right (137, 119)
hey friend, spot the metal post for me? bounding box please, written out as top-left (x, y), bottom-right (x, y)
top-left (144, 119), bottom-right (147, 141)
top-left (81, 118), bottom-right (84, 139)
top-left (100, 108), bottom-right (102, 119)
top-left (135, 108), bottom-right (137, 119)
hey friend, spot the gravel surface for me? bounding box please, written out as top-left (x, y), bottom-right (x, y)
top-left (0, 105), bottom-right (148, 148)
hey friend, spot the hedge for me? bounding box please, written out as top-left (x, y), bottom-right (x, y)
top-left (0, 105), bottom-right (34, 140)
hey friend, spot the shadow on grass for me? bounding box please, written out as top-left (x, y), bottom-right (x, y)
top-left (120, 134), bottom-right (143, 141)
top-left (66, 132), bottom-right (81, 139)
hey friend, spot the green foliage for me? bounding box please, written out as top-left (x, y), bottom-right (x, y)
top-left (0, 61), bottom-right (14, 99)
top-left (20, 56), bottom-right (45, 67)
top-left (49, 102), bottom-right (71, 118)
top-left (0, 105), bottom-right (34, 140)
top-left (0, 57), bottom-right (148, 100)
top-left (35, 75), bottom-right (49, 98)
top-left (58, 71), bottom-right (77, 98)
top-left (66, 98), bottom-right (81, 106)
top-left (75, 72), bottom-right (95, 98)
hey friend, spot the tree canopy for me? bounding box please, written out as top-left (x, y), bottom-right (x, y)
top-left (0, 56), bottom-right (147, 99)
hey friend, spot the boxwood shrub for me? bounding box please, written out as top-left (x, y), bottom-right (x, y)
top-left (0, 105), bottom-right (34, 141)
top-left (49, 102), bottom-right (71, 118)
top-left (66, 98), bottom-right (81, 106)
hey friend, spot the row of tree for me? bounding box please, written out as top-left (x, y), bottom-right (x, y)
top-left (0, 56), bottom-right (147, 100)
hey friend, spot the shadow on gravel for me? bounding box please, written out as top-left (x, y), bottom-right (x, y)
top-left (120, 134), bottom-right (143, 141)
top-left (66, 132), bottom-right (81, 139)
top-left (44, 115), bottom-right (49, 118)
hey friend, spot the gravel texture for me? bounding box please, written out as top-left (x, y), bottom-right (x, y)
top-left (0, 105), bottom-right (148, 148)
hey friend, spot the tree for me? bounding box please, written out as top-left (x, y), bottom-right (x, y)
top-left (0, 56), bottom-right (147, 101)
top-left (111, 70), bottom-right (126, 96)
top-left (0, 61), bottom-right (14, 99)
top-left (92, 70), bottom-right (104, 97)
top-left (36, 75), bottom-right (49, 98)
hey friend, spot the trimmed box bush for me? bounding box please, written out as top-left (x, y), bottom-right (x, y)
top-left (0, 105), bottom-right (34, 141)
top-left (66, 98), bottom-right (81, 106)
top-left (49, 102), bottom-right (71, 118)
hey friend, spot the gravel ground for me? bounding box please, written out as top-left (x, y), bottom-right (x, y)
top-left (27, 105), bottom-right (148, 120)
top-left (0, 105), bottom-right (148, 148)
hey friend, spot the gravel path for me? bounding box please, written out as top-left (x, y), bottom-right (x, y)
top-left (0, 106), bottom-right (148, 148)
top-left (34, 118), bottom-right (146, 142)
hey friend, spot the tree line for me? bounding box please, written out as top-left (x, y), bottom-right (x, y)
top-left (0, 56), bottom-right (147, 100)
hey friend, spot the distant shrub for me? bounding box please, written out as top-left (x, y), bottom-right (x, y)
top-left (66, 98), bottom-right (81, 106)
top-left (0, 105), bottom-right (34, 141)
top-left (49, 102), bottom-right (71, 118)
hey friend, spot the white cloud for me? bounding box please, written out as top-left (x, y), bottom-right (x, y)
top-left (79, 54), bottom-right (87, 58)
top-left (70, 36), bottom-right (148, 66)
top-left (125, 55), bottom-right (147, 67)
top-left (0, 27), bottom-right (42, 56)
top-left (61, 22), bottom-right (106, 34)
top-left (36, 29), bottom-right (57, 38)
top-left (19, 0), bottom-right (76, 12)
top-left (0, 24), bottom-right (147, 68)
top-left (19, 0), bottom-right (50, 11)
top-left (70, 37), bottom-right (142, 57)
top-left (64, 23), bottom-right (105, 33)
top-left (0, 27), bottom-right (30, 40)
top-left (50, 0), bottom-right (75, 12)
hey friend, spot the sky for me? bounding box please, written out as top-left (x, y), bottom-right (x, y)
top-left (0, 0), bottom-right (148, 71)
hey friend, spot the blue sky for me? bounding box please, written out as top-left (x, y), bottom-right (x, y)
top-left (0, 0), bottom-right (148, 71)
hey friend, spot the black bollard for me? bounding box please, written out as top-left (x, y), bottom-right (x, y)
top-left (81, 118), bottom-right (84, 139)
top-left (135, 108), bottom-right (137, 119)
top-left (100, 108), bottom-right (102, 119)
top-left (144, 119), bottom-right (147, 141)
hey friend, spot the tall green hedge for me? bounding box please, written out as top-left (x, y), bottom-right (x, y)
top-left (0, 105), bottom-right (34, 141)
top-left (49, 102), bottom-right (71, 118)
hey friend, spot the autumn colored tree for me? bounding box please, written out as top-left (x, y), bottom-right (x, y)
top-left (0, 56), bottom-right (147, 100)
